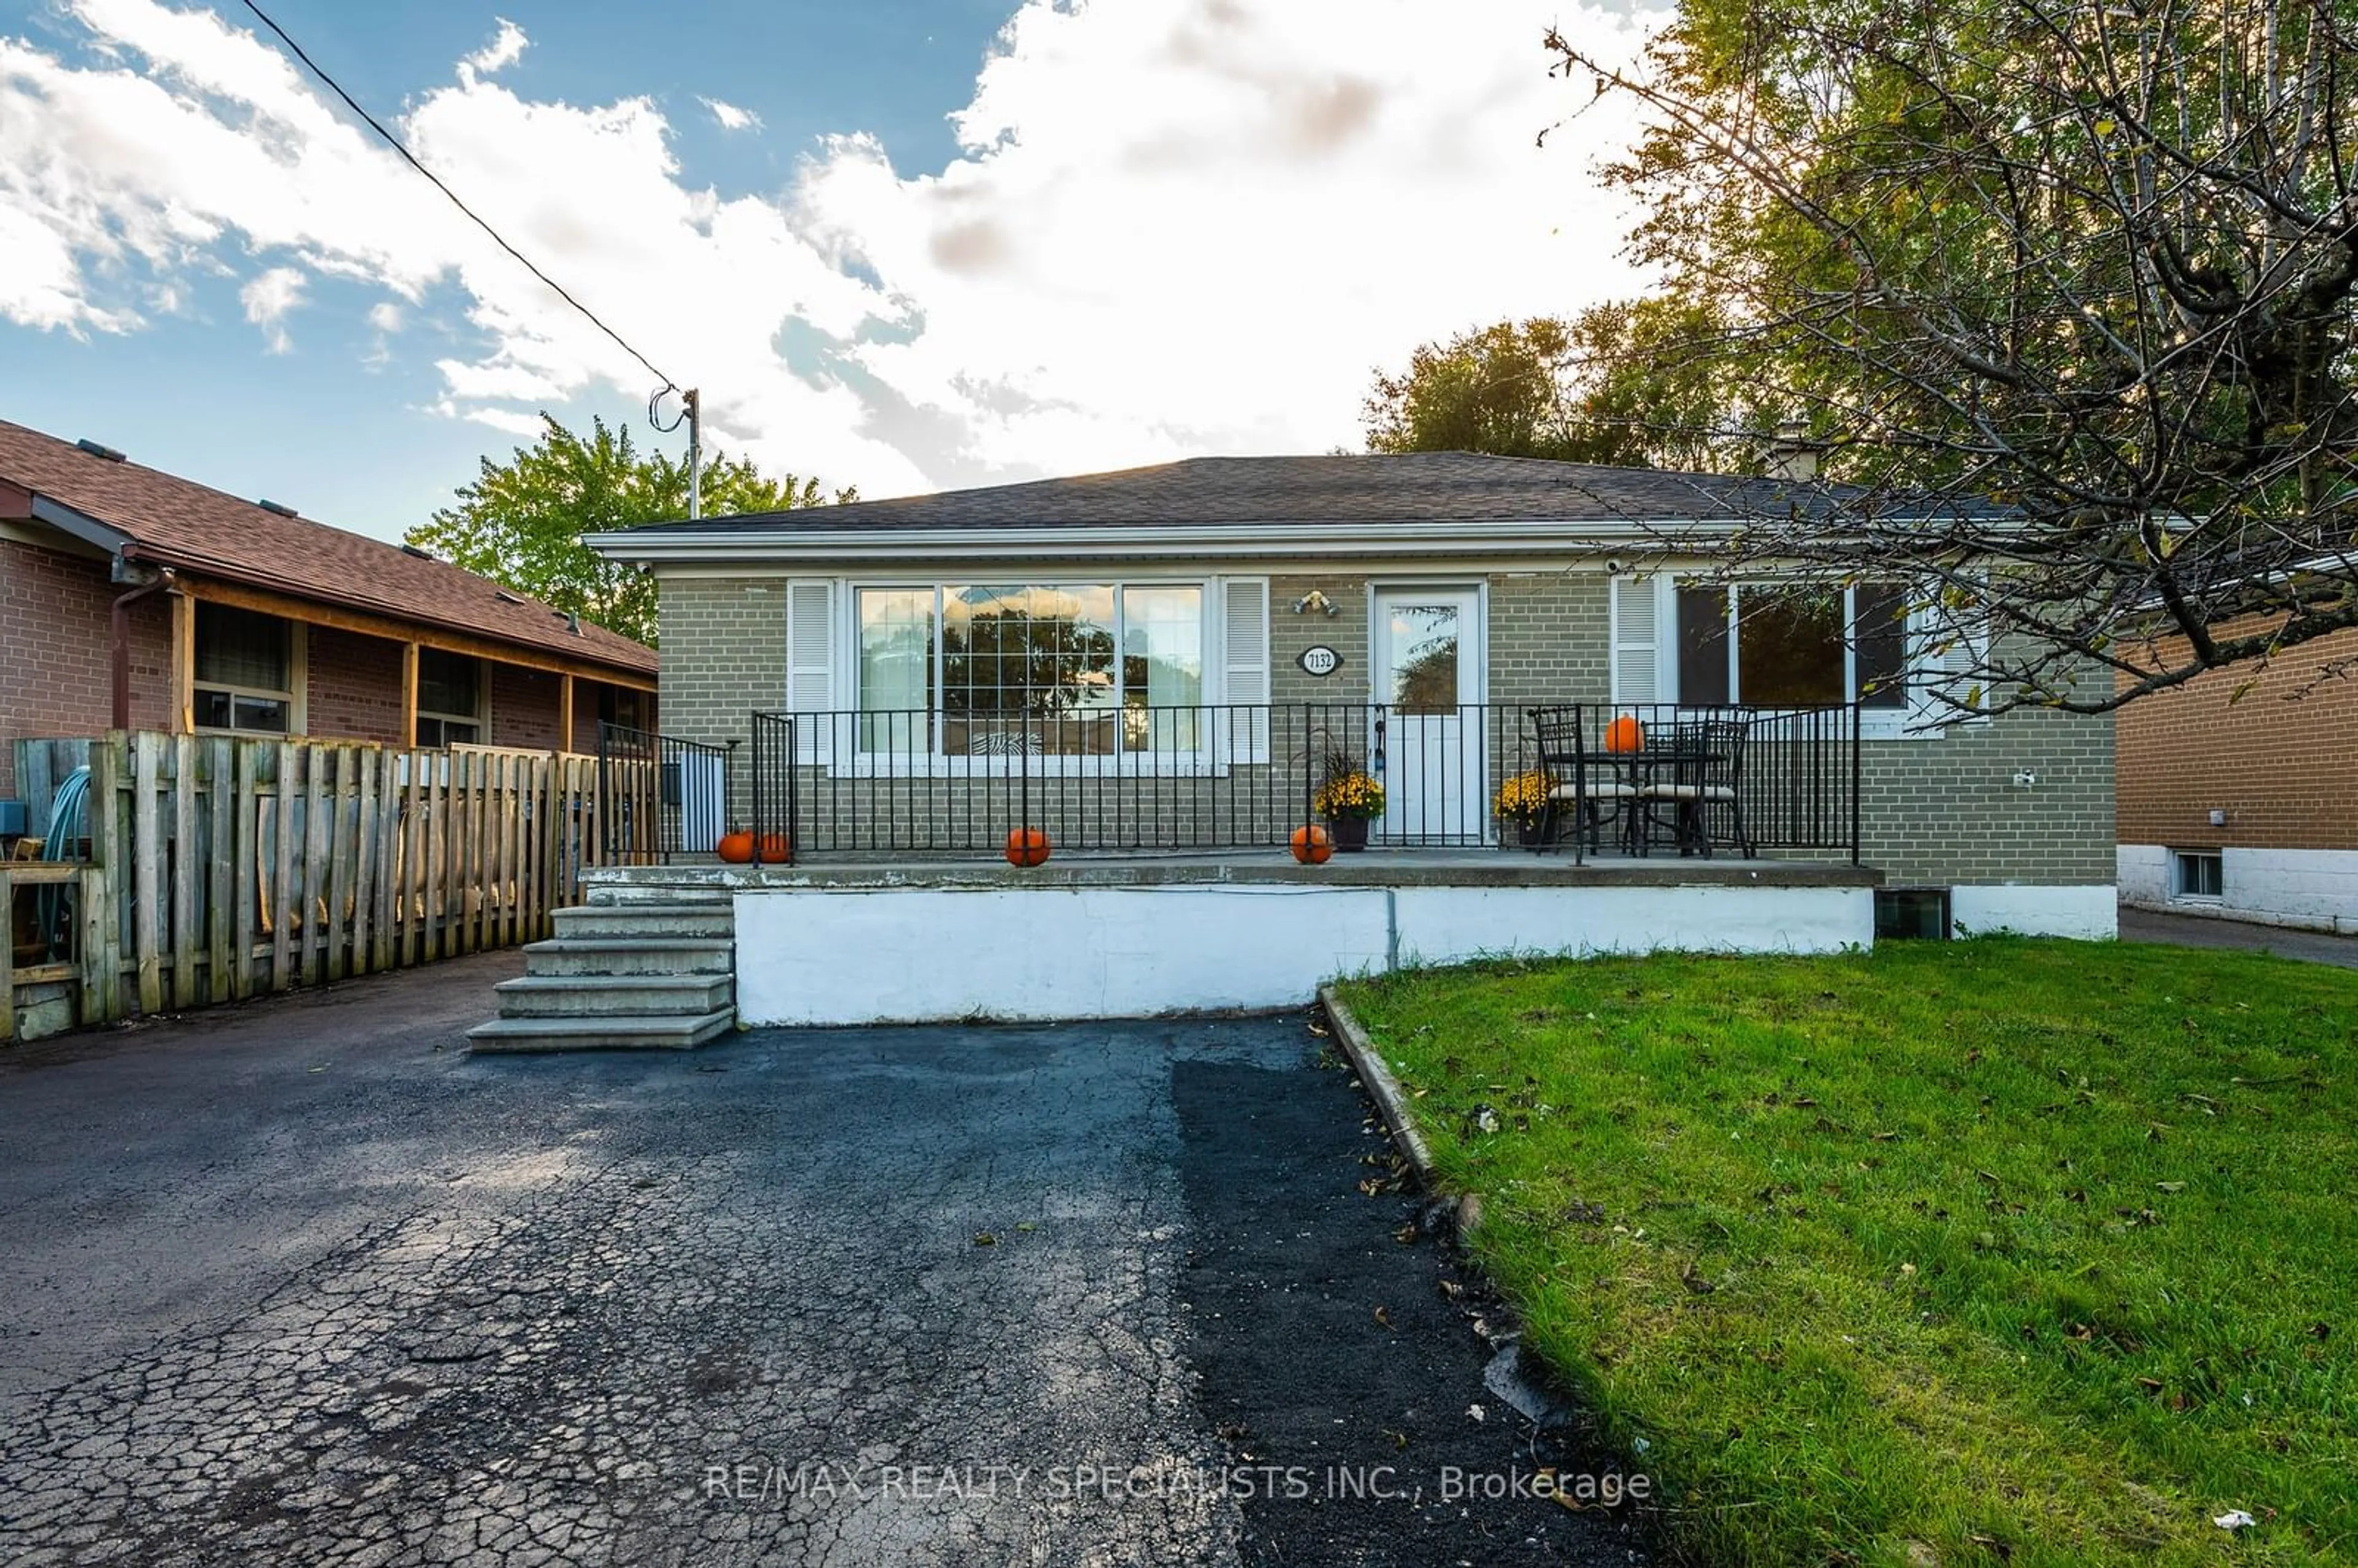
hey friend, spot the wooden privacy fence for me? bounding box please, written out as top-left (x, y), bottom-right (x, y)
top-left (6, 732), bottom-right (620, 1041)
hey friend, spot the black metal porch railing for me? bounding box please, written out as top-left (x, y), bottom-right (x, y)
top-left (596, 723), bottom-right (731, 864)
top-left (750, 710), bottom-right (798, 866)
top-left (733, 702), bottom-right (1861, 864)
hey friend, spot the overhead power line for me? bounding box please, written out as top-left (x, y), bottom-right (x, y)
top-left (237, 0), bottom-right (679, 392)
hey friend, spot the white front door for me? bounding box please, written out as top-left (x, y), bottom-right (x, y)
top-left (1372, 588), bottom-right (1485, 844)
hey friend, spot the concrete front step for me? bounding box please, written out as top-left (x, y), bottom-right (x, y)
top-left (553, 904), bottom-right (736, 941)
top-left (466, 1009), bottom-right (737, 1053)
top-left (583, 880), bottom-right (736, 909)
top-left (493, 972), bottom-right (735, 1018)
top-left (521, 937), bottom-right (735, 977)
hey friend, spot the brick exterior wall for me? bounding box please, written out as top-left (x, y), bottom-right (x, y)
top-left (1856, 706), bottom-right (2115, 885)
top-left (1, 538), bottom-right (170, 799)
top-left (1486, 571), bottom-right (1611, 708)
top-left (658, 573), bottom-right (784, 826)
top-left (2117, 623), bottom-right (2358, 853)
top-left (304, 626), bottom-right (404, 745)
top-left (489, 663), bottom-right (566, 751)
top-left (654, 564), bottom-right (2112, 887)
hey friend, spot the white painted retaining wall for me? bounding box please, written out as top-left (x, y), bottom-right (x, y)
top-left (1949, 884), bottom-right (2118, 939)
top-left (734, 883), bottom-right (1877, 1027)
top-left (2118, 844), bottom-right (2358, 934)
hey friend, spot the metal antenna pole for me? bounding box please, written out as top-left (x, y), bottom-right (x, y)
top-left (685, 387), bottom-right (702, 521)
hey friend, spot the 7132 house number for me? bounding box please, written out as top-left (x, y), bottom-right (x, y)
top-left (1296, 645), bottom-right (1344, 677)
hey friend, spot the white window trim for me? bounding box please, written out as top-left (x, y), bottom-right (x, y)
top-left (841, 576), bottom-right (1236, 775)
top-left (2169, 848), bottom-right (2225, 903)
top-left (1638, 572), bottom-right (1970, 741)
top-left (193, 616), bottom-right (307, 737)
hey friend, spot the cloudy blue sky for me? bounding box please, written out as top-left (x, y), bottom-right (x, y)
top-left (1, 0), bottom-right (1660, 541)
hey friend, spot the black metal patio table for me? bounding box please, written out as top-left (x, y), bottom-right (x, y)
top-left (1587, 745), bottom-right (1727, 857)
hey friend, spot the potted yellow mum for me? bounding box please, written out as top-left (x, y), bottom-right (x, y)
top-left (1311, 750), bottom-right (1385, 852)
top-left (1494, 769), bottom-right (1555, 847)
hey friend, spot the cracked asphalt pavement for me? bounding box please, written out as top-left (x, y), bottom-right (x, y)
top-left (1, 952), bottom-right (1645, 1566)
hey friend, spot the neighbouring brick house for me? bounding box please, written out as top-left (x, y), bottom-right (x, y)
top-left (590, 453), bottom-right (2116, 938)
top-left (1, 419), bottom-right (656, 804)
top-left (2116, 621), bottom-right (2358, 933)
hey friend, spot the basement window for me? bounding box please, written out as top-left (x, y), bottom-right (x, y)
top-left (2171, 850), bottom-right (2224, 901)
top-left (193, 604), bottom-right (294, 734)
top-left (1874, 888), bottom-right (1951, 941)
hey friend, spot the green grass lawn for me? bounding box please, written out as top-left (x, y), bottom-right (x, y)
top-left (1337, 939), bottom-right (2358, 1567)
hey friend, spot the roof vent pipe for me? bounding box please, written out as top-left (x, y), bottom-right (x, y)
top-left (76, 438), bottom-right (128, 462)
top-left (256, 499), bottom-right (298, 518)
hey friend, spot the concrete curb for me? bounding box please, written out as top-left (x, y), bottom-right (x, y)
top-left (1317, 983), bottom-right (1438, 1189)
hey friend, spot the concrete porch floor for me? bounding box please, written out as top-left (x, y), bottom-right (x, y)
top-left (587, 849), bottom-right (1881, 894)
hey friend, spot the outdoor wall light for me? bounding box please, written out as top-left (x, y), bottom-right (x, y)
top-left (1291, 590), bottom-right (1342, 617)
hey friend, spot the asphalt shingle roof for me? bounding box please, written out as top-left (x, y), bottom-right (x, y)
top-left (621, 452), bottom-right (1867, 535)
top-left (1, 419), bottom-right (655, 675)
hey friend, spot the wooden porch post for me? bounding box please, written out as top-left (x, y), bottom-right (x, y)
top-left (559, 673), bottom-right (575, 754)
top-left (400, 640), bottom-right (420, 749)
top-left (169, 592), bottom-right (195, 733)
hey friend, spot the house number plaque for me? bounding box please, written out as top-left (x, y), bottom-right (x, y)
top-left (1296, 645), bottom-right (1344, 677)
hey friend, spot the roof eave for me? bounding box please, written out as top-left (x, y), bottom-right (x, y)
top-left (583, 517), bottom-right (1765, 566)
top-left (117, 541), bottom-right (658, 678)
top-left (28, 494), bottom-right (134, 558)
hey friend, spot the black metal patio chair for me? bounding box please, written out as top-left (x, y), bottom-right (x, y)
top-left (1526, 705), bottom-right (1637, 855)
top-left (1635, 717), bottom-right (1753, 857)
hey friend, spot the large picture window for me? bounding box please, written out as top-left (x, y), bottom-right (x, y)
top-left (1675, 581), bottom-right (1909, 709)
top-left (193, 604), bottom-right (295, 734)
top-left (855, 583), bottom-right (1206, 755)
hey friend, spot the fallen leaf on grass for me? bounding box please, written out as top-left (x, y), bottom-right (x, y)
top-left (2214, 1510), bottom-right (2256, 1531)
top-left (1372, 1305), bottom-right (1393, 1329)
top-left (2155, 1181), bottom-right (2186, 1193)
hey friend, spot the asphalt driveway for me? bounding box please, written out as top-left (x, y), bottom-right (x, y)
top-left (0, 955), bottom-right (1642, 1567)
top-left (2118, 904), bottom-right (2358, 969)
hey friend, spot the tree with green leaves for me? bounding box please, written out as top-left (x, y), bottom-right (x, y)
top-left (407, 415), bottom-right (850, 646)
top-left (1364, 300), bottom-right (1735, 470)
top-left (1546, 0), bottom-right (2358, 712)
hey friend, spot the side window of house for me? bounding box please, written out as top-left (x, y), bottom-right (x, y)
top-left (193, 604), bottom-right (295, 734)
top-left (415, 650), bottom-right (483, 748)
top-left (1671, 581), bottom-right (1909, 708)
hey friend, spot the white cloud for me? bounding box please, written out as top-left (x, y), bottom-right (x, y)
top-left (701, 96), bottom-right (761, 133)
top-left (457, 19), bottom-right (526, 84)
top-left (240, 265), bottom-right (305, 352)
top-left (367, 300), bottom-right (402, 333)
top-left (0, 0), bottom-right (1664, 497)
top-left (461, 405), bottom-right (547, 437)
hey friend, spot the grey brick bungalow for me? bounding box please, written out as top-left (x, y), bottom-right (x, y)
top-left (590, 452), bottom-right (2115, 939)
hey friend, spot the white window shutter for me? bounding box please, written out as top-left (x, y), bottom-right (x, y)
top-left (1220, 578), bottom-right (1270, 761)
top-left (785, 580), bottom-right (835, 759)
top-left (1610, 575), bottom-right (1662, 704)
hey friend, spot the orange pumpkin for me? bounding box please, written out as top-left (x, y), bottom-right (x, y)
top-left (717, 830), bottom-right (755, 864)
top-left (755, 833), bottom-right (792, 864)
top-left (1004, 827), bottom-right (1052, 867)
top-left (1289, 824), bottom-right (1334, 864)
top-left (1605, 714), bottom-right (1646, 754)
